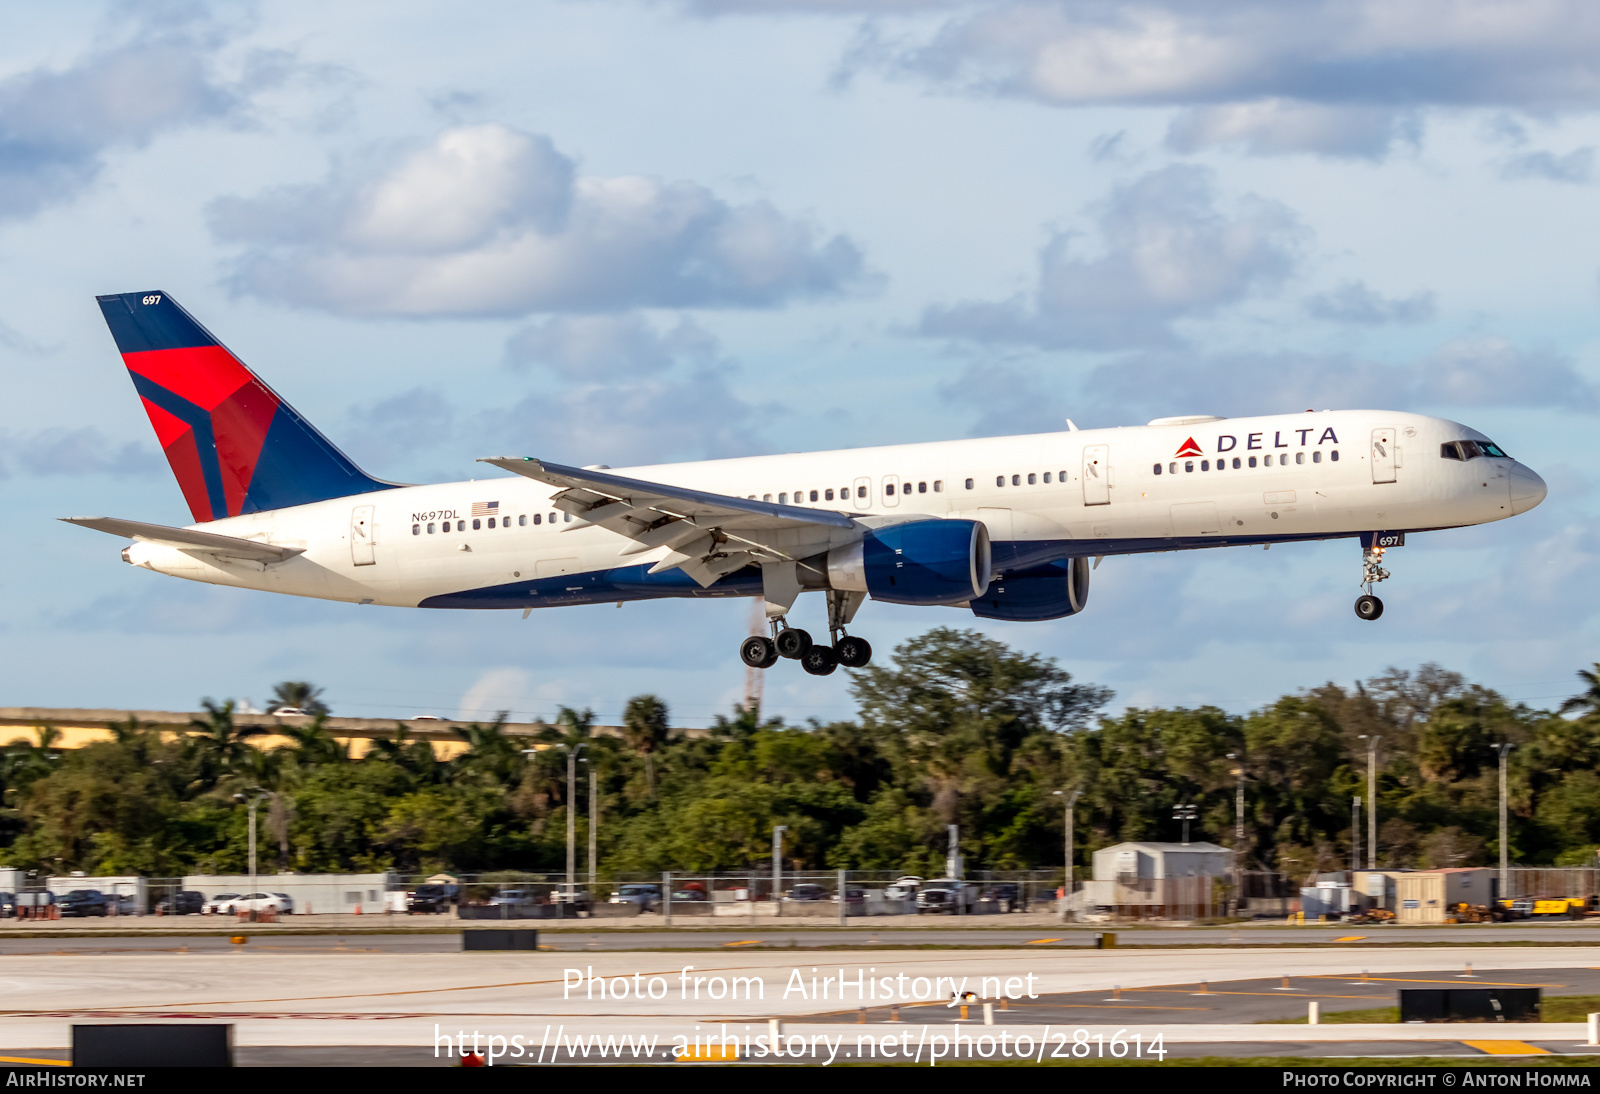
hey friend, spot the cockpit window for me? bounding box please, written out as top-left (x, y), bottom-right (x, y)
top-left (1442, 439), bottom-right (1509, 461)
top-left (1459, 440), bottom-right (1483, 459)
top-left (1441, 443), bottom-right (1462, 460)
top-left (1479, 440), bottom-right (1509, 458)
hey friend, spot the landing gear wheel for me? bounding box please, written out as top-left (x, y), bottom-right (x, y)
top-left (740, 635), bottom-right (779, 668)
top-left (1355, 594), bottom-right (1384, 621)
top-left (835, 635), bottom-right (872, 668)
top-left (775, 627), bottom-right (812, 660)
top-left (801, 645), bottom-right (838, 676)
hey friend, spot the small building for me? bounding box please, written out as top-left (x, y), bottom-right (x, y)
top-left (1084, 842), bottom-right (1234, 918)
top-left (1394, 868), bottom-right (1495, 923)
top-left (182, 872), bottom-right (400, 914)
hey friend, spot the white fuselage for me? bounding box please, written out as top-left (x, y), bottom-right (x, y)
top-left (120, 410), bottom-right (1543, 613)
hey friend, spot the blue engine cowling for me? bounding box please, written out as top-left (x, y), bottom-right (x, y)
top-left (969, 557), bottom-right (1090, 621)
top-left (826, 519), bottom-right (992, 606)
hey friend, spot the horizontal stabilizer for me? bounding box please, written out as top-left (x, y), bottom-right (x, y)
top-left (60, 516), bottom-right (305, 562)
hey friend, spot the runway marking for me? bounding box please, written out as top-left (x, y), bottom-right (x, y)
top-left (1304, 975), bottom-right (1557, 988)
top-left (1463, 1040), bottom-right (1550, 1055)
top-left (1331, 936), bottom-right (1367, 942)
top-left (0, 1056), bottom-right (68, 1066)
top-left (1027, 939), bottom-right (1063, 945)
top-left (723, 941), bottom-right (761, 947)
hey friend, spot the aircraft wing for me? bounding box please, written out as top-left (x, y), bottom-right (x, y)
top-left (479, 457), bottom-right (857, 587)
top-left (60, 516), bottom-right (306, 563)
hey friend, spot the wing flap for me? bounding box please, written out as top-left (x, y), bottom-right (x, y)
top-left (60, 516), bottom-right (305, 562)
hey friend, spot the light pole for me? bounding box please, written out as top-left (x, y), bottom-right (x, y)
top-left (588, 761), bottom-right (598, 894)
top-left (1357, 735), bottom-right (1381, 870)
top-left (1350, 796), bottom-right (1361, 875)
top-left (557, 743), bottom-right (588, 899)
top-left (1494, 743), bottom-right (1515, 898)
top-left (1173, 804), bottom-right (1197, 846)
top-left (1052, 789), bottom-right (1082, 922)
top-left (233, 787), bottom-right (268, 916)
top-left (1226, 754), bottom-right (1245, 915)
top-left (772, 825), bottom-right (787, 912)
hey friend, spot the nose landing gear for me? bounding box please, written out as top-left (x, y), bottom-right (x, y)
top-left (1354, 543), bottom-right (1391, 621)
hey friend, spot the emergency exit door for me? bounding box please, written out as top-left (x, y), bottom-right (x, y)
top-left (351, 505), bottom-right (376, 565)
top-left (1082, 445), bottom-right (1110, 506)
top-left (1371, 428), bottom-right (1397, 484)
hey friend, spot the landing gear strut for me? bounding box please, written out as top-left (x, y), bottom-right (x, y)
top-left (737, 591), bottom-right (874, 672)
top-left (1354, 543), bottom-right (1390, 621)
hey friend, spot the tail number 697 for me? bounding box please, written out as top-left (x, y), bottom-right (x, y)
top-left (141, 295), bottom-right (162, 305)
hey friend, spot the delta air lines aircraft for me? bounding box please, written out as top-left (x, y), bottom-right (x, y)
top-left (67, 291), bottom-right (1549, 675)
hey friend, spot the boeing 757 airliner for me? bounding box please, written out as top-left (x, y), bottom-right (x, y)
top-left (66, 291), bottom-right (1548, 676)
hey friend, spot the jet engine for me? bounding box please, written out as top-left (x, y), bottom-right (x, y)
top-left (823, 519), bottom-right (992, 606)
top-left (969, 556), bottom-right (1091, 622)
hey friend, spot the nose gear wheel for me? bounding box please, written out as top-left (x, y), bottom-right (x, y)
top-left (1354, 543), bottom-right (1391, 621)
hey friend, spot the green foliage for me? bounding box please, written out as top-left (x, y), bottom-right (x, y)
top-left (3, 643), bottom-right (1600, 880)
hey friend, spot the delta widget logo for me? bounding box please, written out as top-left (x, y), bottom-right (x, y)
top-left (1175, 437), bottom-right (1204, 457)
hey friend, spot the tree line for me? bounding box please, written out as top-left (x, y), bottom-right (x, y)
top-left (3, 628), bottom-right (1598, 880)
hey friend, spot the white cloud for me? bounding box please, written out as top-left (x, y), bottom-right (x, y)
top-left (209, 124), bottom-right (871, 317)
top-left (1305, 282), bottom-right (1436, 326)
top-left (920, 165), bottom-right (1303, 349)
top-left (0, 16), bottom-right (284, 221)
top-left (1499, 147), bottom-right (1595, 184)
top-left (823, 0), bottom-right (1600, 157)
top-left (0, 427), bottom-right (161, 479)
top-left (457, 667), bottom-right (532, 721)
top-left (505, 314), bottom-right (719, 380)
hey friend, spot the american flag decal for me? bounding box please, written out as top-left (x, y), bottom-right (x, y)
top-left (471, 501), bottom-right (500, 517)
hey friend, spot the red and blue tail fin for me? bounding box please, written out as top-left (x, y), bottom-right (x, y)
top-left (97, 291), bottom-right (395, 522)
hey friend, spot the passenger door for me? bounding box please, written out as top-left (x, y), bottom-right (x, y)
top-left (350, 505), bottom-right (376, 566)
top-left (1082, 445), bottom-right (1110, 506)
top-left (1371, 428), bottom-right (1397, 484)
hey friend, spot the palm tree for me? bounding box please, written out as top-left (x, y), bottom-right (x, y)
top-left (269, 681), bottom-right (329, 716)
top-left (1560, 664), bottom-right (1600, 717)
top-left (622, 695), bottom-right (670, 799)
top-left (449, 714), bottom-right (518, 785)
top-left (274, 715), bottom-right (348, 770)
top-left (368, 725), bottom-right (438, 778)
top-left (187, 699), bottom-right (268, 787)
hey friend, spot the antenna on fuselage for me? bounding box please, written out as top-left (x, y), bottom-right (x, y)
top-left (1065, 419), bottom-right (1079, 431)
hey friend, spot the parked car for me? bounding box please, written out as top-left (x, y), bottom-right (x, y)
top-left (787, 883), bottom-right (828, 902)
top-left (407, 884), bottom-right (458, 914)
top-left (979, 883), bottom-right (1022, 912)
top-left (608, 884), bottom-right (660, 911)
top-left (233, 892), bottom-right (294, 915)
top-left (270, 706), bottom-right (308, 716)
top-left (156, 891), bottom-right (205, 915)
top-left (552, 890), bottom-right (594, 913)
top-left (915, 879), bottom-right (977, 915)
top-left (670, 889), bottom-right (710, 902)
top-left (203, 893), bottom-right (242, 915)
top-left (487, 888), bottom-right (543, 906)
top-left (58, 890), bottom-right (111, 917)
top-left (834, 888), bottom-right (867, 903)
top-left (885, 876), bottom-right (923, 901)
top-left (410, 714), bottom-right (443, 721)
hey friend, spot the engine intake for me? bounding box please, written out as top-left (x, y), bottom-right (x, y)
top-left (970, 557), bottom-right (1091, 622)
top-left (826, 519), bottom-right (992, 606)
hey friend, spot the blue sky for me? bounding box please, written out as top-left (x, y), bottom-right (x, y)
top-left (5, 0), bottom-right (1600, 727)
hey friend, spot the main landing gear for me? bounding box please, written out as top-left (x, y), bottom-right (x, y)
top-left (1354, 542), bottom-right (1391, 621)
top-left (738, 591), bottom-right (873, 674)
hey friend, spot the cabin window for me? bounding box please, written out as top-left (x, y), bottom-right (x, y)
top-left (809, 490), bottom-right (819, 502)
top-left (563, 512), bottom-right (571, 522)
top-left (519, 515), bottom-right (527, 526)
top-left (426, 523), bottom-right (435, 534)
top-left (472, 518), bottom-right (481, 530)
top-left (857, 486), bottom-right (867, 498)
top-left (1153, 463), bottom-right (1163, 475)
top-left (917, 481), bottom-right (926, 493)
top-left (1011, 474), bottom-right (1020, 486)
top-left (1331, 450), bottom-right (1340, 462)
top-left (458, 520), bottom-right (466, 531)
top-left (778, 493), bottom-right (787, 504)
top-left (1232, 457), bottom-right (1241, 469)
top-left (1201, 460), bottom-right (1209, 471)
top-left (1248, 456), bottom-right (1257, 468)
top-left (1168, 462), bottom-right (1177, 474)
top-left (1026, 473), bottom-right (1035, 485)
top-left (996, 476), bottom-right (1004, 487)
top-left (1185, 461), bottom-right (1194, 473)
top-left (1312, 450), bottom-right (1322, 464)
top-left (824, 488), bottom-right (834, 501)
top-left (440, 521), bottom-right (450, 533)
top-left (933, 481), bottom-right (943, 492)
top-left (763, 494), bottom-right (772, 502)
top-left (1296, 452), bottom-right (1305, 465)
top-left (1043, 472), bottom-right (1052, 483)
top-left (412, 524), bottom-right (420, 535)
top-left (965, 478), bottom-right (974, 490)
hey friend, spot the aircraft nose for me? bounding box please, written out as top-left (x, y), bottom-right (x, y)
top-left (1509, 464), bottom-right (1547, 514)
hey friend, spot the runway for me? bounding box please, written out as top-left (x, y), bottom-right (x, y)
top-left (3, 943), bottom-right (1600, 1064)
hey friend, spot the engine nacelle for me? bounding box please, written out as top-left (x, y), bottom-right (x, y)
top-left (970, 557), bottom-right (1091, 621)
top-left (826, 519), bottom-right (992, 606)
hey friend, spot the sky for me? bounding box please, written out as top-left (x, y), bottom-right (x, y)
top-left (4, 0), bottom-right (1600, 728)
